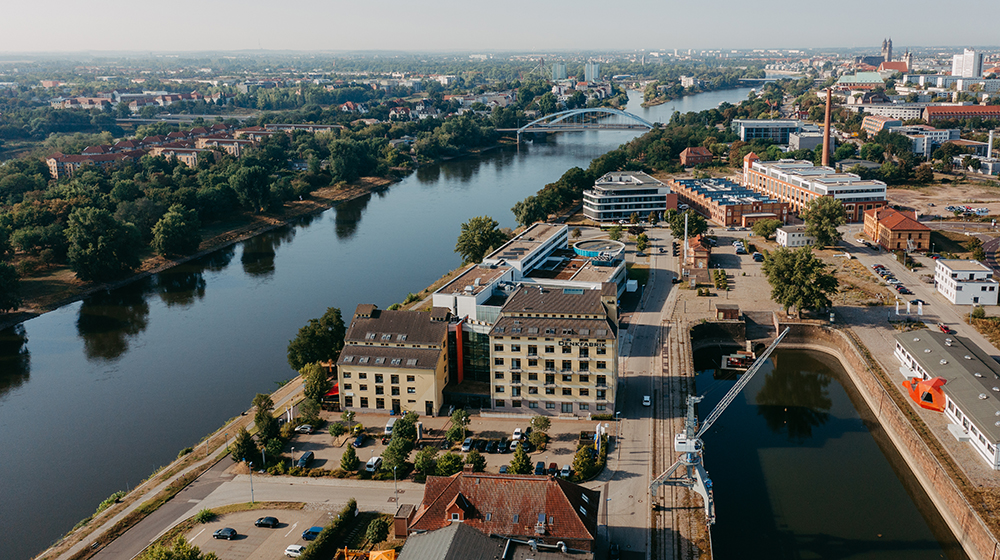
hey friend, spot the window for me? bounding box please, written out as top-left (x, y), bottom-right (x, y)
top-left (511, 344), bottom-right (521, 352)
top-left (579, 361), bottom-right (589, 372)
top-left (344, 383), bottom-right (352, 390)
top-left (375, 386), bottom-right (384, 395)
top-left (545, 387), bottom-right (555, 395)
top-left (376, 398), bottom-right (384, 409)
top-left (511, 358), bottom-right (521, 370)
top-left (360, 397), bottom-right (369, 408)
top-left (562, 360), bottom-right (572, 371)
top-left (597, 389), bottom-right (606, 399)
top-left (344, 396), bottom-right (353, 407)
top-left (496, 400), bottom-right (505, 407)
top-left (562, 388), bottom-right (572, 396)
top-left (579, 403), bottom-right (589, 412)
top-left (545, 346), bottom-right (555, 353)
top-left (545, 360), bottom-right (556, 371)
top-left (512, 386), bottom-right (522, 397)
top-left (562, 373), bottom-right (573, 382)
top-left (512, 373), bottom-right (522, 383)
top-left (529, 401), bottom-right (538, 409)
top-left (561, 403), bottom-right (573, 413)
top-left (579, 348), bottom-right (589, 358)
top-left (545, 402), bottom-right (556, 409)
top-left (512, 400), bottom-right (522, 408)
top-left (407, 375), bottom-right (415, 383)
top-left (597, 361), bottom-right (607, 370)
top-left (495, 372), bottom-right (505, 379)
top-left (579, 388), bottom-right (589, 396)
top-left (596, 347), bottom-right (607, 355)
top-left (343, 372), bottom-right (351, 379)
top-left (375, 374), bottom-right (383, 384)
top-left (391, 387), bottom-right (400, 396)
top-left (496, 386), bottom-right (505, 393)
top-left (545, 374), bottom-right (555, 384)
top-left (494, 344), bottom-right (504, 352)
top-left (360, 384), bottom-right (368, 392)
top-left (529, 387), bottom-right (539, 394)
top-left (407, 387), bottom-right (416, 394)
top-left (528, 372), bottom-right (538, 381)
top-left (391, 375), bottom-right (399, 384)
top-left (528, 345), bottom-right (537, 356)
top-left (579, 374), bottom-right (590, 383)
top-left (596, 404), bottom-right (606, 411)
top-left (359, 372), bottom-right (368, 379)
top-left (452, 513), bottom-right (460, 521)
top-left (562, 345), bottom-right (572, 354)
top-left (494, 357), bottom-right (504, 365)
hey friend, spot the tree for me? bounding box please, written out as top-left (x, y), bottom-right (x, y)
top-left (511, 197), bottom-right (547, 227)
top-left (465, 449), bottom-right (487, 472)
top-left (329, 422), bottom-right (347, 437)
top-left (365, 516), bottom-right (391, 545)
top-left (528, 430), bottom-right (548, 450)
top-left (341, 444), bottom-right (359, 471)
top-left (436, 452), bottom-right (464, 476)
top-left (65, 207), bottom-right (143, 282)
top-left (230, 427), bottom-right (254, 463)
top-left (455, 216), bottom-right (510, 264)
top-left (636, 233), bottom-right (649, 253)
top-left (299, 398), bottom-right (321, 425)
top-left (255, 411), bottom-right (279, 444)
top-left (762, 247), bottom-right (839, 317)
top-left (530, 415), bottom-right (551, 433)
top-left (446, 424), bottom-right (466, 444)
top-left (648, 211), bottom-right (659, 226)
top-left (229, 165), bottom-right (271, 213)
top-left (151, 204), bottom-right (201, 257)
top-left (141, 536), bottom-right (219, 560)
top-left (629, 212), bottom-right (640, 224)
top-left (571, 227), bottom-right (582, 239)
top-left (914, 164), bottom-right (934, 183)
top-left (572, 445), bottom-right (596, 480)
top-left (0, 263), bottom-right (21, 313)
top-left (607, 225), bottom-right (623, 241)
top-left (751, 218), bottom-right (783, 240)
top-left (450, 408), bottom-right (470, 438)
top-left (301, 362), bottom-right (332, 402)
top-left (801, 197), bottom-right (846, 247)
top-left (341, 410), bottom-right (356, 430)
top-left (287, 307), bottom-right (346, 371)
top-left (508, 442), bottom-right (532, 474)
top-left (383, 412), bottom-right (419, 471)
top-left (414, 446), bottom-right (439, 475)
top-left (668, 210), bottom-right (707, 239)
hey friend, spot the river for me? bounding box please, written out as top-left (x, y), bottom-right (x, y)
top-left (0, 85), bottom-right (924, 560)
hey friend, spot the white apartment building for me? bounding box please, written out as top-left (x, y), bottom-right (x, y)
top-left (583, 171), bottom-right (675, 222)
top-left (952, 49), bottom-right (984, 78)
top-left (894, 330), bottom-right (1000, 470)
top-left (887, 125), bottom-right (960, 158)
top-left (934, 259), bottom-right (999, 306)
top-left (775, 225), bottom-right (815, 248)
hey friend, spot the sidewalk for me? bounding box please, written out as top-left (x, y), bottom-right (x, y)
top-left (46, 376), bottom-right (305, 560)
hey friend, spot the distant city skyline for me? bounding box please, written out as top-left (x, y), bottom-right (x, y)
top-left (2, 0), bottom-right (998, 54)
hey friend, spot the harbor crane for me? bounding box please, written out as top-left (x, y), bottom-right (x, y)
top-left (650, 327), bottom-right (790, 524)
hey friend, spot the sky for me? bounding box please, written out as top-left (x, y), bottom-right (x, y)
top-left (2, 0), bottom-right (998, 54)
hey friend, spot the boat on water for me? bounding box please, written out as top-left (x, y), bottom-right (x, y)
top-left (721, 350), bottom-right (754, 370)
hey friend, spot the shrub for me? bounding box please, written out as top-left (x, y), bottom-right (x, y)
top-left (971, 306), bottom-right (987, 320)
top-left (95, 491), bottom-right (127, 515)
top-left (329, 423), bottom-right (347, 437)
top-left (365, 516), bottom-right (391, 545)
top-left (177, 447), bottom-right (193, 458)
top-left (299, 499), bottom-right (359, 560)
top-left (194, 508), bottom-right (216, 523)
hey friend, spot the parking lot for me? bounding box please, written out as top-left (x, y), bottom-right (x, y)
top-left (280, 412), bottom-right (610, 477)
top-left (186, 508), bottom-right (330, 560)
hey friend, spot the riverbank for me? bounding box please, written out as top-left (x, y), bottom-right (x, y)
top-left (0, 177), bottom-right (394, 332)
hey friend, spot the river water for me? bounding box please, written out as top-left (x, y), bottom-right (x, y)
top-left (0, 86), bottom-right (957, 560)
top-left (696, 347), bottom-right (966, 560)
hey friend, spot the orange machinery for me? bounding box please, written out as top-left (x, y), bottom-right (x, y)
top-left (902, 377), bottom-right (947, 412)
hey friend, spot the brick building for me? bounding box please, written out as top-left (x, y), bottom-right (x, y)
top-left (667, 177), bottom-right (788, 227)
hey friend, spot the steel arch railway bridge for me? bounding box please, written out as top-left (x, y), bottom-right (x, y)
top-left (502, 107), bottom-right (657, 143)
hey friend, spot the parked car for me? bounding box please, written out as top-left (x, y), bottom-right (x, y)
top-left (498, 439), bottom-right (510, 453)
top-left (560, 465), bottom-right (572, 478)
top-left (254, 516), bottom-right (279, 528)
top-left (213, 528), bottom-right (238, 540)
top-left (535, 461), bottom-right (546, 475)
top-left (461, 437), bottom-right (474, 452)
top-left (911, 299), bottom-right (926, 305)
top-left (476, 439), bottom-right (488, 452)
top-left (294, 424), bottom-right (313, 434)
top-left (886, 278), bottom-right (902, 285)
top-left (512, 428), bottom-right (523, 441)
top-left (285, 544), bottom-right (306, 558)
top-left (295, 451), bottom-right (314, 469)
top-left (366, 456), bottom-right (383, 473)
top-left (352, 434), bottom-right (366, 448)
top-left (302, 526), bottom-right (323, 541)
top-left (486, 440), bottom-right (499, 454)
top-left (609, 543), bottom-right (621, 560)
top-left (642, 395), bottom-right (651, 406)
top-left (499, 465), bottom-right (509, 474)
top-left (548, 462), bottom-right (559, 475)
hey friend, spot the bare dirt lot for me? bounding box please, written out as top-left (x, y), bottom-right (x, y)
top-left (889, 183), bottom-right (1000, 217)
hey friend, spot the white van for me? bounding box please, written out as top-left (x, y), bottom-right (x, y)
top-left (384, 418), bottom-right (398, 436)
top-left (366, 456), bottom-right (383, 473)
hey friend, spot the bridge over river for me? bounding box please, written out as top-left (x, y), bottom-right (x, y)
top-left (497, 107), bottom-right (658, 142)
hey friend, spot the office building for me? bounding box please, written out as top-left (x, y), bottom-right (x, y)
top-left (775, 225), bottom-right (815, 248)
top-left (952, 49), bottom-right (984, 78)
top-left (862, 208), bottom-right (930, 252)
top-left (730, 119), bottom-right (802, 144)
top-left (935, 260), bottom-right (999, 306)
top-left (552, 63), bottom-right (567, 81)
top-left (667, 177), bottom-right (788, 227)
top-left (583, 171), bottom-right (676, 222)
top-left (742, 153), bottom-right (887, 222)
top-left (861, 115), bottom-right (902, 136)
top-left (584, 62), bottom-right (600, 83)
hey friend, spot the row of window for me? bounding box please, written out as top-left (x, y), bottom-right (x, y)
top-left (343, 396), bottom-right (426, 409)
top-left (494, 344), bottom-right (607, 356)
top-left (494, 358), bottom-right (607, 371)
top-left (495, 400), bottom-right (606, 412)
top-left (496, 386), bottom-right (608, 398)
top-left (341, 373), bottom-right (416, 383)
top-left (342, 384), bottom-right (418, 395)
top-left (494, 373), bottom-right (607, 384)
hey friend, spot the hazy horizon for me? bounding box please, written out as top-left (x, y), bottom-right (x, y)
top-left (3, 0), bottom-right (998, 54)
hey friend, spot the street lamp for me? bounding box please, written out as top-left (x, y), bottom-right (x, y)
top-left (225, 432), bottom-right (229, 452)
top-left (291, 447), bottom-right (295, 470)
top-left (247, 460), bottom-right (255, 504)
top-left (393, 466), bottom-right (398, 504)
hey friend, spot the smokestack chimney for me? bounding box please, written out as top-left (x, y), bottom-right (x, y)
top-left (822, 87), bottom-right (832, 167)
top-left (990, 130), bottom-right (995, 160)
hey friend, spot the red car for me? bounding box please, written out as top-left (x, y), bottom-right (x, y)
top-left (939, 323), bottom-right (951, 334)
